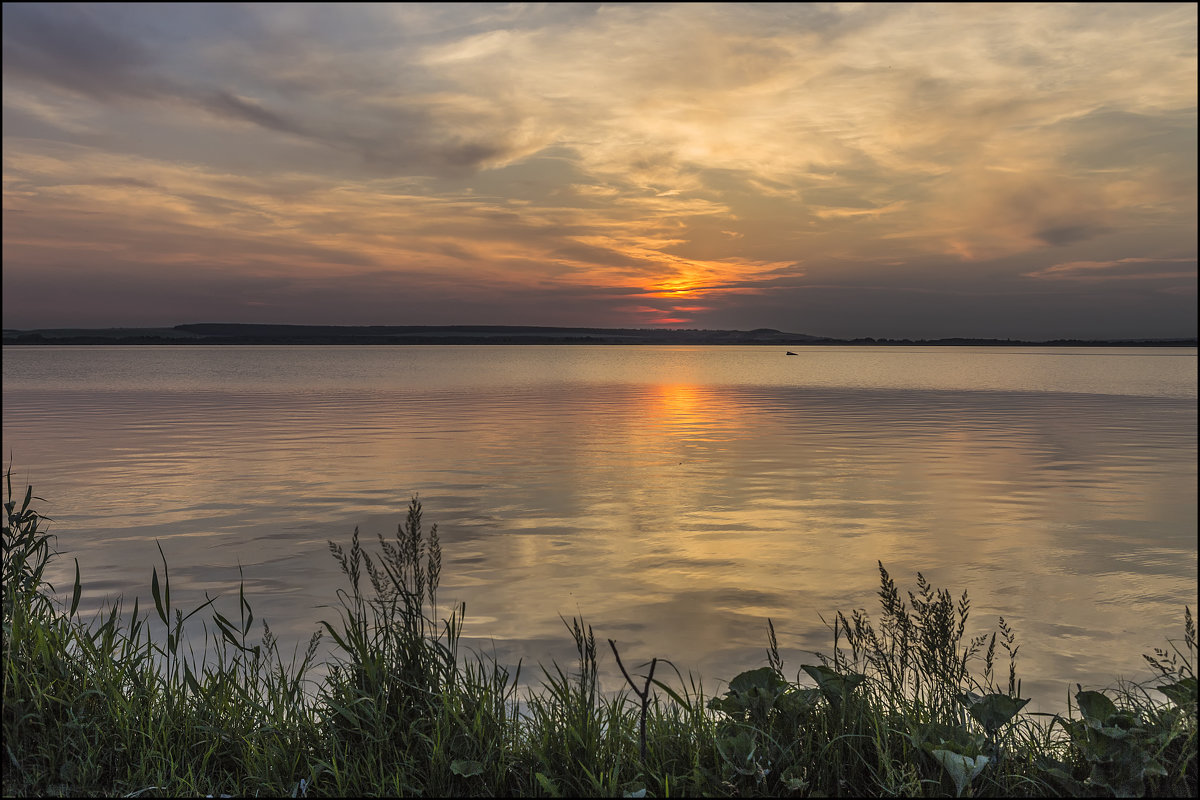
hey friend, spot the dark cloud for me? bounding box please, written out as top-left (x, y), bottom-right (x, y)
top-left (548, 242), bottom-right (654, 269)
top-left (2, 4), bottom-right (313, 140)
top-left (198, 90), bottom-right (310, 137)
top-left (1024, 256), bottom-right (1198, 282)
top-left (86, 176), bottom-right (162, 189)
top-left (434, 242), bottom-right (476, 262)
top-left (1035, 225), bottom-right (1111, 247)
top-left (1, 262), bottom-right (656, 329)
top-left (437, 140), bottom-right (505, 168)
top-left (703, 281), bottom-right (1198, 341)
top-left (0, 4), bottom-right (518, 178)
top-left (1, 4), bottom-right (156, 99)
top-left (1056, 108), bottom-right (1199, 175)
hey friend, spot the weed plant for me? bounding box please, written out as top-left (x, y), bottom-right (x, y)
top-left (4, 470), bottom-right (1196, 797)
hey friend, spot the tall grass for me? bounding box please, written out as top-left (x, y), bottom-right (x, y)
top-left (4, 471), bottom-right (1196, 796)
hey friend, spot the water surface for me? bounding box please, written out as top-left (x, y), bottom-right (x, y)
top-left (3, 345), bottom-right (1196, 709)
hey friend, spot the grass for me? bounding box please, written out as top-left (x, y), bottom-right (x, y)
top-left (4, 470), bottom-right (1196, 797)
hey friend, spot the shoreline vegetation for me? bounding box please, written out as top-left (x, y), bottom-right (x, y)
top-left (3, 323), bottom-right (1197, 347)
top-left (4, 473), bottom-right (1196, 797)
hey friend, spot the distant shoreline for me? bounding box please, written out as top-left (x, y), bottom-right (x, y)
top-left (2, 323), bottom-right (1195, 347)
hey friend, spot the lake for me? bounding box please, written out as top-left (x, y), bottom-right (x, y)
top-left (2, 345), bottom-right (1196, 710)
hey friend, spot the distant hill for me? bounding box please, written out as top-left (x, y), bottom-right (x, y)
top-left (2, 324), bottom-right (824, 345)
top-left (2, 324), bottom-right (1195, 346)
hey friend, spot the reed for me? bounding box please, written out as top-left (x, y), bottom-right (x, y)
top-left (4, 472), bottom-right (1195, 796)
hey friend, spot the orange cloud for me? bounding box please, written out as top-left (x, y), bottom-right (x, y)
top-left (1024, 257), bottom-right (1196, 281)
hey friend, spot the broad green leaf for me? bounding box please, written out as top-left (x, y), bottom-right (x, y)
top-left (1077, 726), bottom-right (1139, 763)
top-left (777, 686), bottom-right (822, 715)
top-left (910, 719), bottom-right (985, 753)
top-left (716, 730), bottom-right (758, 773)
top-left (931, 749), bottom-right (989, 797)
top-left (729, 666), bottom-right (787, 695)
top-left (710, 667), bottom-right (791, 717)
top-left (963, 692), bottom-right (1030, 733)
top-left (1086, 759), bottom-right (1146, 798)
top-left (1076, 690), bottom-right (1117, 726)
top-left (802, 663), bottom-right (866, 703)
top-left (1037, 755), bottom-right (1084, 793)
top-left (707, 695), bottom-right (743, 714)
top-left (1096, 725), bottom-right (1134, 741)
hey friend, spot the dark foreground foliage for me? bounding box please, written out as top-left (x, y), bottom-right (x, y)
top-left (4, 472), bottom-right (1195, 797)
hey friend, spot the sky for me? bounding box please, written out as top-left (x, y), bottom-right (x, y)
top-left (2, 2), bottom-right (1196, 339)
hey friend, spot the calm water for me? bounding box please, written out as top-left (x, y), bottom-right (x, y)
top-left (3, 345), bottom-right (1196, 709)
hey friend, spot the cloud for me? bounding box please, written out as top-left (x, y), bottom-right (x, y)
top-left (813, 202), bottom-right (908, 220)
top-left (1, 4), bottom-right (157, 99)
top-left (1034, 225), bottom-right (1111, 248)
top-left (0, 4), bottom-right (554, 176)
top-left (2, 3), bottom-right (1196, 336)
top-left (198, 90), bottom-right (310, 137)
top-left (1024, 257), bottom-right (1197, 281)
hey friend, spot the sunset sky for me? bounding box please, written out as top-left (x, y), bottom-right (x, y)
top-left (3, 2), bottom-right (1196, 339)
